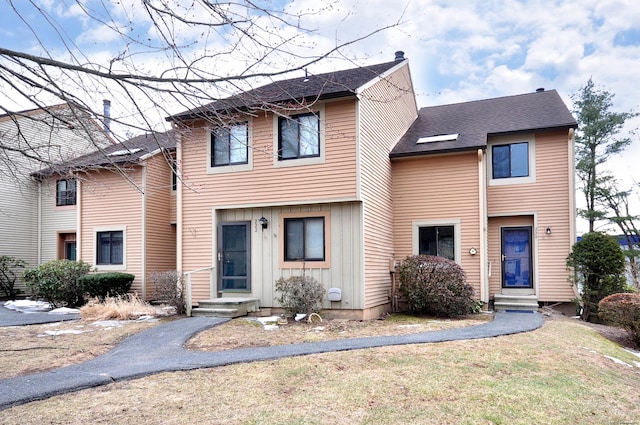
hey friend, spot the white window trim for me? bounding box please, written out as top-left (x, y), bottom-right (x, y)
top-left (412, 219), bottom-right (462, 265)
top-left (487, 134), bottom-right (536, 186)
top-left (93, 226), bottom-right (126, 271)
top-left (273, 104), bottom-right (326, 168)
top-left (206, 119), bottom-right (253, 174)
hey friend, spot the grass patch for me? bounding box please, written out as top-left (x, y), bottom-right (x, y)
top-left (1, 317), bottom-right (639, 423)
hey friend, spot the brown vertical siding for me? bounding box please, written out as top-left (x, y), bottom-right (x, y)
top-left (358, 64), bottom-right (418, 313)
top-left (392, 152), bottom-right (482, 296)
top-left (80, 168), bottom-right (144, 294)
top-left (487, 130), bottom-right (574, 302)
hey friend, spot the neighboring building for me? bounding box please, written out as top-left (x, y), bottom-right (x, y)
top-left (391, 90), bottom-right (578, 311)
top-left (167, 52), bottom-right (578, 318)
top-left (34, 131), bottom-right (178, 299)
top-left (0, 103), bottom-right (112, 294)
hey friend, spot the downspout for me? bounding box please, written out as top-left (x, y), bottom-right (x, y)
top-left (37, 180), bottom-right (42, 264)
top-left (77, 178), bottom-right (82, 262)
top-left (478, 149), bottom-right (488, 304)
top-left (141, 164), bottom-right (147, 299)
top-left (568, 128), bottom-right (579, 298)
top-left (176, 131), bottom-right (183, 278)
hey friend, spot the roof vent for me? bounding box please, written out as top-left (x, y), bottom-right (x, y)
top-left (394, 51), bottom-right (405, 61)
top-left (536, 88), bottom-right (545, 92)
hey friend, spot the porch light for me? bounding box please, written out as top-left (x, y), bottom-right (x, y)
top-left (259, 217), bottom-right (268, 230)
top-left (546, 227), bottom-right (552, 235)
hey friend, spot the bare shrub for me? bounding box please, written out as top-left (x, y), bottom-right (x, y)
top-left (275, 275), bottom-right (326, 317)
top-left (149, 270), bottom-right (186, 314)
top-left (599, 292), bottom-right (640, 345)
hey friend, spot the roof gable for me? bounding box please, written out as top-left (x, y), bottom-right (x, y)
top-left (390, 89), bottom-right (577, 158)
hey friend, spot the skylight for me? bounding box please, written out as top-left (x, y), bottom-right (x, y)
top-left (417, 133), bottom-right (459, 144)
top-left (107, 148), bottom-right (143, 157)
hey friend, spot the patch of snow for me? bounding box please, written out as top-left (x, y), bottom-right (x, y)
top-left (49, 307), bottom-right (80, 315)
top-left (624, 347), bottom-right (640, 358)
top-left (92, 320), bottom-right (124, 328)
top-left (263, 324), bottom-right (279, 331)
top-left (295, 313), bottom-right (307, 322)
top-left (312, 326), bottom-right (325, 332)
top-left (134, 315), bottom-right (159, 322)
top-left (39, 329), bottom-right (85, 336)
top-left (4, 300), bottom-right (51, 313)
top-left (398, 324), bottom-right (420, 329)
top-left (604, 355), bottom-right (634, 368)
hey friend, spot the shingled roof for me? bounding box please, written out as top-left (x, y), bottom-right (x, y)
top-left (390, 89), bottom-right (577, 158)
top-left (33, 131), bottom-right (177, 178)
top-left (168, 59), bottom-right (405, 121)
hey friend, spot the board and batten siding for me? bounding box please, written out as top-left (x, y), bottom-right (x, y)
top-left (358, 62), bottom-right (418, 314)
top-left (39, 179), bottom-right (77, 262)
top-left (487, 130), bottom-right (574, 302)
top-left (216, 202), bottom-right (362, 311)
top-left (80, 168), bottom-right (144, 295)
top-left (143, 155), bottom-right (177, 299)
top-left (392, 152), bottom-right (482, 296)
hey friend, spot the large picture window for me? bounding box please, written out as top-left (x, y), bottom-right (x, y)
top-left (492, 142), bottom-right (529, 179)
top-left (56, 179), bottom-right (76, 206)
top-left (211, 122), bottom-right (248, 167)
top-left (278, 113), bottom-right (320, 160)
top-left (96, 231), bottom-right (123, 265)
top-left (418, 225), bottom-right (455, 261)
top-left (284, 217), bottom-right (325, 261)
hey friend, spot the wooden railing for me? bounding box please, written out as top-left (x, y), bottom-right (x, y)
top-left (182, 266), bottom-right (215, 316)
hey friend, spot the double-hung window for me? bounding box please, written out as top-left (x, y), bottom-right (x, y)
top-left (96, 231), bottom-right (123, 265)
top-left (211, 122), bottom-right (248, 167)
top-left (284, 217), bottom-right (325, 261)
top-left (492, 142), bottom-right (529, 179)
top-left (56, 179), bottom-right (76, 206)
top-left (278, 113), bottom-right (320, 160)
top-left (418, 225), bottom-right (455, 261)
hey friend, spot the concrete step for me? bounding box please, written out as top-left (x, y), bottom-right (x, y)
top-left (494, 294), bottom-right (539, 312)
top-left (190, 297), bottom-right (260, 318)
top-left (191, 307), bottom-right (240, 318)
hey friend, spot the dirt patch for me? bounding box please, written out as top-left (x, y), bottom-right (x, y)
top-left (185, 314), bottom-right (493, 351)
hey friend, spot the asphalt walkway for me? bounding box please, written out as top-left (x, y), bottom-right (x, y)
top-left (0, 309), bottom-right (543, 410)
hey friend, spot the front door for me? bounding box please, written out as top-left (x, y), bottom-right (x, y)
top-left (501, 227), bottom-right (532, 288)
top-left (218, 222), bottom-right (250, 292)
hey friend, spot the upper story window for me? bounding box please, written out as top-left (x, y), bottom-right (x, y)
top-left (492, 142), bottom-right (529, 179)
top-left (278, 113), bottom-right (320, 160)
top-left (488, 135), bottom-right (536, 186)
top-left (211, 122), bottom-right (248, 167)
top-left (56, 179), bottom-right (76, 206)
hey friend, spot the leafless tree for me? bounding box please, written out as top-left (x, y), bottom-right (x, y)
top-left (0, 0), bottom-right (401, 181)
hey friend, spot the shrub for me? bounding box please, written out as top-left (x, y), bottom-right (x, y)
top-left (149, 270), bottom-right (186, 314)
top-left (23, 260), bottom-right (92, 307)
top-left (0, 256), bottom-right (26, 299)
top-left (80, 294), bottom-right (158, 321)
top-left (398, 255), bottom-right (475, 317)
top-left (566, 232), bottom-right (627, 321)
top-left (598, 293), bottom-right (640, 345)
top-left (275, 275), bottom-right (326, 316)
top-left (78, 272), bottom-right (134, 300)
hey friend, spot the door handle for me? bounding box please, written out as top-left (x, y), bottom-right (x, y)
top-left (501, 255), bottom-right (506, 261)
top-left (218, 252), bottom-right (222, 262)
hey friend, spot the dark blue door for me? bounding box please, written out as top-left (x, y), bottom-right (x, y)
top-left (501, 227), bottom-right (532, 288)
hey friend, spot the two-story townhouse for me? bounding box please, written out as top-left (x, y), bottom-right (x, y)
top-left (169, 52), bottom-right (418, 319)
top-left (34, 131), bottom-right (178, 299)
top-left (0, 103), bottom-right (112, 295)
top-left (390, 90), bottom-right (578, 311)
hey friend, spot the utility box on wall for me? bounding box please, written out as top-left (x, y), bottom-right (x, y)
top-left (328, 288), bottom-right (342, 302)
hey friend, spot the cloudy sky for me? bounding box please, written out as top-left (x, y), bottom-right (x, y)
top-left (1, 0), bottom-right (639, 232)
